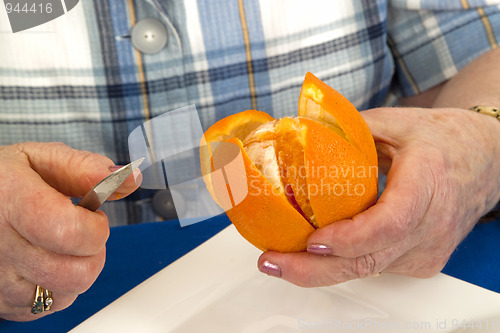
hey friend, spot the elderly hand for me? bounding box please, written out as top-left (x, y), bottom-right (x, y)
top-left (0, 142), bottom-right (140, 321)
top-left (257, 107), bottom-right (500, 287)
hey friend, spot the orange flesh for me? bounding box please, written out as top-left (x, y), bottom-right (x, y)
top-left (242, 117), bottom-right (342, 228)
top-left (221, 138), bottom-right (315, 252)
top-left (301, 117), bottom-right (378, 227)
top-left (274, 118), bottom-right (315, 226)
top-left (202, 73), bottom-right (378, 252)
top-left (299, 73), bottom-right (377, 167)
top-left (241, 113), bottom-right (377, 230)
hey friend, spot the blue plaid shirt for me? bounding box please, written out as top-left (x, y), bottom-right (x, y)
top-left (1, 0), bottom-right (499, 225)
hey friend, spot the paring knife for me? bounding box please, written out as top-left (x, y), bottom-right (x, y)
top-left (76, 158), bottom-right (145, 211)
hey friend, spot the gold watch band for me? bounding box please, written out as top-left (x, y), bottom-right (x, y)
top-left (469, 105), bottom-right (500, 120)
top-left (470, 105), bottom-right (500, 222)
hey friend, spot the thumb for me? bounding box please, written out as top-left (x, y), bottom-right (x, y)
top-left (308, 109), bottom-right (438, 259)
top-left (361, 107), bottom-right (414, 147)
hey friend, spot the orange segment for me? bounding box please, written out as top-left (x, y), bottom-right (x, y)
top-left (200, 110), bottom-right (274, 201)
top-left (218, 138), bottom-right (315, 252)
top-left (299, 117), bottom-right (378, 227)
top-left (200, 73), bottom-right (378, 253)
top-left (274, 118), bottom-right (315, 224)
top-left (298, 72), bottom-right (377, 167)
top-left (202, 110), bottom-right (274, 144)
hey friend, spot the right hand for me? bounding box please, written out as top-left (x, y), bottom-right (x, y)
top-left (0, 142), bottom-right (140, 321)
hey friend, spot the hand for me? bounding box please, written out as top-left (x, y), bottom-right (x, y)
top-left (0, 142), bottom-right (140, 321)
top-left (258, 107), bottom-right (500, 287)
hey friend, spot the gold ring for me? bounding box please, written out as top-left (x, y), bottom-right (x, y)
top-left (44, 289), bottom-right (53, 311)
top-left (31, 285), bottom-right (45, 314)
top-left (31, 285), bottom-right (53, 314)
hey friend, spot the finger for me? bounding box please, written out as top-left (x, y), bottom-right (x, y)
top-left (258, 250), bottom-right (392, 288)
top-left (258, 252), bottom-right (354, 287)
top-left (6, 172), bottom-right (110, 256)
top-left (361, 108), bottom-right (403, 175)
top-left (0, 228), bottom-right (102, 321)
top-left (0, 276), bottom-right (78, 311)
top-left (307, 144), bottom-right (436, 258)
top-left (374, 142), bottom-right (394, 175)
top-left (19, 142), bottom-right (142, 200)
top-left (0, 289), bottom-right (78, 322)
top-left (0, 234), bottom-right (92, 320)
top-left (18, 248), bottom-right (106, 295)
top-left (304, 108), bottom-right (438, 258)
top-left (3, 147), bottom-right (112, 255)
top-left (2, 227), bottom-right (107, 294)
top-left (384, 240), bottom-right (453, 279)
top-left (14, 142), bottom-right (119, 197)
top-left (107, 166), bottom-right (143, 201)
top-left (0, 268), bottom-right (78, 321)
top-left (0, 268), bottom-right (32, 308)
top-left (361, 107), bottom-right (416, 147)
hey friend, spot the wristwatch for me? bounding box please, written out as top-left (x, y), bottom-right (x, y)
top-left (469, 105), bottom-right (500, 121)
top-left (468, 106), bottom-right (500, 222)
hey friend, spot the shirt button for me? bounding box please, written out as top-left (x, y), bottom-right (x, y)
top-left (131, 18), bottom-right (168, 54)
top-left (152, 189), bottom-right (185, 220)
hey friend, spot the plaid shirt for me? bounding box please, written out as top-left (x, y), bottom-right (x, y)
top-left (1, 0), bottom-right (499, 226)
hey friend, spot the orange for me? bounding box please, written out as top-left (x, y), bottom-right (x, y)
top-left (201, 73), bottom-right (378, 252)
top-left (200, 110), bottom-right (274, 207)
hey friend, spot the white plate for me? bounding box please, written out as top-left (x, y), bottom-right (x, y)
top-left (71, 225), bottom-right (500, 333)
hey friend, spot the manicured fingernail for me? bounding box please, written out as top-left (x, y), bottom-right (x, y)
top-left (259, 260), bottom-right (282, 277)
top-left (109, 165), bottom-right (123, 172)
top-left (109, 165), bottom-right (142, 184)
top-left (307, 243), bottom-right (333, 255)
top-left (132, 167), bottom-right (142, 184)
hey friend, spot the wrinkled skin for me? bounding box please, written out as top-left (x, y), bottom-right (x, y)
top-left (258, 49), bottom-right (500, 287)
top-left (0, 142), bottom-right (140, 321)
top-left (259, 107), bottom-right (500, 286)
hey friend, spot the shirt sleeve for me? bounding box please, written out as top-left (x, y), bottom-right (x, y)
top-left (387, 0), bottom-right (500, 97)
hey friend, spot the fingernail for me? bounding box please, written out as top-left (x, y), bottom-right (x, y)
top-left (109, 165), bottom-right (142, 185)
top-left (259, 260), bottom-right (282, 277)
top-left (307, 243), bottom-right (333, 255)
top-left (132, 167), bottom-right (142, 184)
top-left (109, 165), bottom-right (123, 172)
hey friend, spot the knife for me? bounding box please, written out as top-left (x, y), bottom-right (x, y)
top-left (76, 158), bottom-right (145, 211)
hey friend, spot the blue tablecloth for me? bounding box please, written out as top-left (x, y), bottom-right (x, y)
top-left (2, 215), bottom-right (499, 333)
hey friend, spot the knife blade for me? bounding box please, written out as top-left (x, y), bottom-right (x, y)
top-left (76, 157), bottom-right (145, 211)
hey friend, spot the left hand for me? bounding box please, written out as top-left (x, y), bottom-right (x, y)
top-left (257, 106), bottom-right (500, 287)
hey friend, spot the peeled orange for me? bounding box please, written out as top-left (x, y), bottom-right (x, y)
top-left (201, 73), bottom-right (378, 252)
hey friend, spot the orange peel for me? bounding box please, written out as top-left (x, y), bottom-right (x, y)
top-left (201, 73), bottom-right (378, 252)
